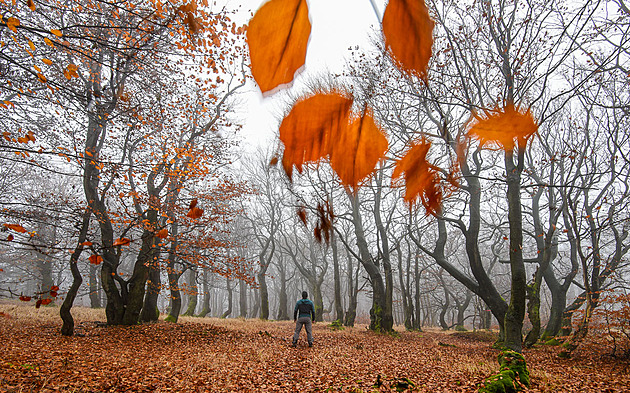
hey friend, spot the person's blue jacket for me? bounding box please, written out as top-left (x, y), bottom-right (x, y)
top-left (294, 298), bottom-right (315, 320)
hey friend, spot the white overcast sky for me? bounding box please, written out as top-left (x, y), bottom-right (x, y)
top-left (225, 0), bottom-right (387, 152)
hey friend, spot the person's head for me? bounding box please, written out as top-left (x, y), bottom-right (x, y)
top-left (302, 291), bottom-right (308, 299)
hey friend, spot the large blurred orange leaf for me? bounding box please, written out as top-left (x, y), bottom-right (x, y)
top-left (280, 92), bottom-right (352, 179)
top-left (468, 105), bottom-right (538, 151)
top-left (4, 224), bottom-right (27, 233)
top-left (382, 0), bottom-right (435, 79)
top-left (329, 108), bottom-right (388, 188)
top-left (156, 228), bottom-right (168, 239)
top-left (247, 0), bottom-right (311, 94)
top-left (392, 139), bottom-right (442, 215)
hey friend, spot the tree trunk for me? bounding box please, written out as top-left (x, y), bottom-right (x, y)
top-left (239, 278), bottom-right (247, 318)
top-left (140, 259), bottom-right (161, 322)
top-left (331, 233), bottom-right (344, 323)
top-left (276, 262), bottom-right (289, 320)
top-left (503, 151), bottom-right (527, 353)
top-left (349, 192), bottom-right (391, 332)
top-left (183, 268), bottom-right (198, 316)
top-left (89, 262), bottom-right (102, 308)
top-left (221, 276), bottom-right (233, 318)
top-left (198, 268), bottom-right (211, 317)
top-left (60, 210), bottom-right (91, 336)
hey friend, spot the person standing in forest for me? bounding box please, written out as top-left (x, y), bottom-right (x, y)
top-left (292, 291), bottom-right (316, 347)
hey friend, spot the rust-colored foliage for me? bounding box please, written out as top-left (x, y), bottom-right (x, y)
top-left (468, 105), bottom-right (538, 151)
top-left (187, 207), bottom-right (204, 219)
top-left (156, 228), bottom-right (169, 239)
top-left (382, 0), bottom-right (435, 79)
top-left (89, 255), bottom-right (103, 265)
top-left (329, 108), bottom-right (388, 189)
top-left (113, 238), bottom-right (131, 246)
top-left (313, 201), bottom-right (334, 244)
top-left (27, 0), bottom-right (36, 11)
top-left (80, 241), bottom-right (93, 247)
top-left (279, 92), bottom-right (352, 179)
top-left (3, 224), bottom-right (27, 233)
top-left (7, 234), bottom-right (14, 241)
top-left (247, 0), bottom-right (311, 94)
top-left (393, 140), bottom-right (442, 215)
top-left (296, 206), bottom-right (308, 227)
top-left (18, 296), bottom-right (31, 302)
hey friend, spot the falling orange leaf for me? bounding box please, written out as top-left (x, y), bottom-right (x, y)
top-left (50, 290), bottom-right (58, 298)
top-left (279, 92), bottom-right (352, 179)
top-left (89, 255), bottom-right (103, 265)
top-left (51, 286), bottom-right (59, 291)
top-left (156, 228), bottom-right (168, 239)
top-left (42, 59), bottom-right (53, 65)
top-left (7, 234), bottom-right (14, 241)
top-left (27, 0), bottom-right (36, 11)
top-left (382, 0), bottom-right (435, 79)
top-left (329, 108), bottom-right (388, 189)
top-left (4, 224), bottom-right (27, 233)
top-left (6, 17), bottom-right (20, 33)
top-left (189, 199), bottom-right (198, 210)
top-left (80, 241), bottom-right (93, 247)
top-left (113, 238), bottom-right (131, 246)
top-left (187, 207), bottom-right (204, 219)
top-left (19, 296), bottom-right (31, 302)
top-left (392, 139), bottom-right (442, 215)
top-left (468, 105), bottom-right (538, 151)
top-left (50, 29), bottom-right (63, 37)
top-left (247, 0), bottom-right (311, 94)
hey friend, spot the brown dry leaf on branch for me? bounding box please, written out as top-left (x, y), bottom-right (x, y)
top-left (247, 0), bottom-right (311, 94)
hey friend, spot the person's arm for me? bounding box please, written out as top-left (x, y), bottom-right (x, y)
top-left (293, 302), bottom-right (298, 321)
top-left (310, 301), bottom-right (316, 321)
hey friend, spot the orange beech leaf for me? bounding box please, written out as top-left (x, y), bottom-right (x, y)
top-left (279, 92), bottom-right (352, 179)
top-left (51, 285), bottom-right (59, 292)
top-left (468, 105), bottom-right (538, 151)
top-left (42, 59), bottom-right (53, 65)
top-left (19, 295), bottom-right (31, 302)
top-left (247, 0), bottom-right (311, 94)
top-left (113, 238), bottom-right (131, 246)
top-left (50, 29), bottom-right (63, 37)
top-left (6, 17), bottom-right (19, 33)
top-left (35, 299), bottom-right (42, 308)
top-left (269, 156), bottom-right (279, 166)
top-left (187, 207), bottom-right (204, 219)
top-left (156, 228), bottom-right (168, 239)
top-left (329, 108), bottom-right (388, 189)
top-left (392, 140), bottom-right (442, 215)
top-left (80, 241), bottom-right (93, 246)
top-left (50, 291), bottom-right (58, 298)
top-left (27, 0), bottom-right (36, 11)
top-left (89, 255), bottom-right (103, 265)
top-left (189, 198), bottom-right (198, 210)
top-left (7, 234), bottom-right (14, 241)
top-left (40, 298), bottom-right (53, 306)
top-left (382, 0), bottom-right (434, 79)
top-left (4, 224), bottom-right (27, 233)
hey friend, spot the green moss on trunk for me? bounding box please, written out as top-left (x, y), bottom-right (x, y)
top-left (479, 350), bottom-right (530, 393)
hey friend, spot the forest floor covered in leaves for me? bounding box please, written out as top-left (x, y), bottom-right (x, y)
top-left (0, 301), bottom-right (628, 392)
